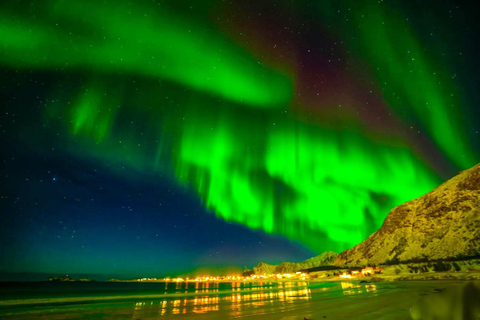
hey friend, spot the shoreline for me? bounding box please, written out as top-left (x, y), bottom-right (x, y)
top-left (107, 270), bottom-right (479, 284)
top-left (43, 271), bottom-right (477, 285)
top-left (0, 278), bottom-right (474, 307)
top-left (2, 281), bottom-right (477, 320)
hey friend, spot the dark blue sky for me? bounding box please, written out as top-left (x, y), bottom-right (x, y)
top-left (1, 0), bottom-right (480, 281)
top-left (1, 137), bottom-right (315, 280)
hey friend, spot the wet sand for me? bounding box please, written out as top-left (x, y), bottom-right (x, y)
top-left (0, 280), bottom-right (470, 319)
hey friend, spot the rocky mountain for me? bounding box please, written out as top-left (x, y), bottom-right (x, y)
top-left (253, 251), bottom-right (338, 274)
top-left (335, 163), bottom-right (480, 266)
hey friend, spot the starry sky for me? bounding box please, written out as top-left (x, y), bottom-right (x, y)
top-left (1, 0), bottom-right (479, 280)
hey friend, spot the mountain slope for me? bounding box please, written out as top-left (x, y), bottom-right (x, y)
top-left (253, 251), bottom-right (338, 274)
top-left (335, 163), bottom-right (480, 266)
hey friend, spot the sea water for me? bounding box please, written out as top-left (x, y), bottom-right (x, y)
top-left (0, 280), bottom-right (467, 319)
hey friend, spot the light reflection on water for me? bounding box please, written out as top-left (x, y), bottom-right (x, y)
top-left (131, 282), bottom-right (313, 317)
top-left (340, 282), bottom-right (377, 296)
top-left (131, 281), bottom-right (380, 317)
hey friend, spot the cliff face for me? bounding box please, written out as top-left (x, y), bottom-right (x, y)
top-left (335, 163), bottom-right (480, 266)
top-left (253, 262), bottom-right (276, 274)
top-left (253, 251), bottom-right (338, 274)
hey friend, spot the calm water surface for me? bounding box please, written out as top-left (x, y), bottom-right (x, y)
top-left (0, 280), bottom-right (462, 319)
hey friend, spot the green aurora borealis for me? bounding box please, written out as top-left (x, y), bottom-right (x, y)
top-left (1, 0), bottom-right (478, 254)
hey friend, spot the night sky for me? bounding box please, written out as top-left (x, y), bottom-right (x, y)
top-left (1, 0), bottom-right (480, 280)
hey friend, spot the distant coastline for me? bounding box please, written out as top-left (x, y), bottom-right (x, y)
top-left (38, 258), bottom-right (477, 284)
top-left (46, 276), bottom-right (94, 282)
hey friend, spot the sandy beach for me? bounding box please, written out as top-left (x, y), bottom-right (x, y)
top-left (1, 279), bottom-right (477, 319)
